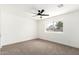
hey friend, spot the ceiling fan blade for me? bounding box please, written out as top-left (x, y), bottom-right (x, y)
top-left (32, 15), bottom-right (38, 17)
top-left (41, 14), bottom-right (49, 16)
top-left (29, 11), bottom-right (37, 14)
top-left (32, 13), bottom-right (37, 14)
top-left (40, 9), bottom-right (44, 13)
top-left (38, 10), bottom-right (40, 12)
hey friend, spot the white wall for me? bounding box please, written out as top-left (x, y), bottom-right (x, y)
top-left (0, 8), bottom-right (1, 48)
top-left (38, 10), bottom-right (79, 48)
top-left (1, 5), bottom-right (37, 46)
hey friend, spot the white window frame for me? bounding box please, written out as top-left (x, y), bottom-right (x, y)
top-left (44, 17), bottom-right (63, 33)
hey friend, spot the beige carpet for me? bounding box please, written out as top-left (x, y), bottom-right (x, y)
top-left (0, 39), bottom-right (79, 55)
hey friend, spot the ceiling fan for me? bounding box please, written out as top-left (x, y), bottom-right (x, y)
top-left (32, 9), bottom-right (49, 18)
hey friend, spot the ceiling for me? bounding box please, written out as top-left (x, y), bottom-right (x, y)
top-left (1, 4), bottom-right (79, 20)
top-left (27, 4), bottom-right (79, 19)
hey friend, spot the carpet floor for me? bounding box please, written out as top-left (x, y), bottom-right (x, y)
top-left (0, 39), bottom-right (79, 55)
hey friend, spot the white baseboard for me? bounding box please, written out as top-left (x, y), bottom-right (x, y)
top-left (2, 37), bottom-right (37, 47)
top-left (39, 37), bottom-right (79, 48)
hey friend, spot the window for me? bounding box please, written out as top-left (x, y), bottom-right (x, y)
top-left (45, 17), bottom-right (63, 33)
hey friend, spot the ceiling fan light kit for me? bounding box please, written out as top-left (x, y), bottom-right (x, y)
top-left (57, 4), bottom-right (64, 8)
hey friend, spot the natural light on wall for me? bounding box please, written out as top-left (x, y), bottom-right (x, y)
top-left (45, 16), bottom-right (63, 33)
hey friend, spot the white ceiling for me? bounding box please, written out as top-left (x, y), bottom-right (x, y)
top-left (1, 4), bottom-right (79, 20)
top-left (24, 4), bottom-right (79, 19)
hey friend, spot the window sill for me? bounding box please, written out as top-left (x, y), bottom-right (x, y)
top-left (45, 31), bottom-right (63, 33)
